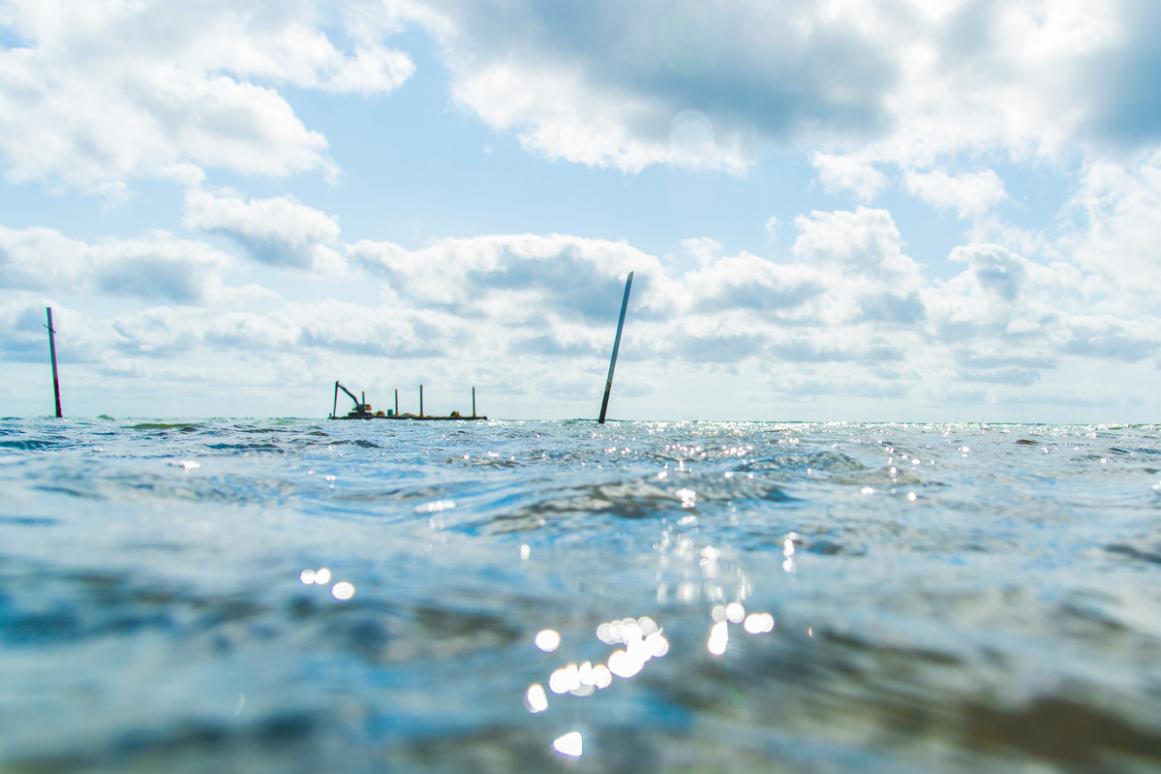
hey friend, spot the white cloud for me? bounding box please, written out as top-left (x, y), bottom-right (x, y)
top-left (1062, 150), bottom-right (1161, 295)
top-left (4, 200), bottom-right (1158, 418)
top-left (409, 0), bottom-right (1161, 189)
top-left (0, 225), bottom-right (229, 303)
top-left (0, 0), bottom-right (417, 194)
top-left (791, 207), bottom-right (921, 286)
top-left (681, 249), bottom-right (822, 315)
top-left (904, 169), bottom-right (1008, 218)
top-left (0, 295), bottom-right (73, 363)
top-left (348, 233), bottom-right (666, 319)
top-left (428, 0), bottom-right (896, 174)
top-left (104, 299), bottom-right (464, 362)
top-left (811, 152), bottom-right (888, 200)
top-left (764, 216), bottom-right (779, 243)
top-left (183, 189), bottom-right (342, 271)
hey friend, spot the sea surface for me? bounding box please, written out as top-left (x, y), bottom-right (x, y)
top-left (1, 418), bottom-right (1160, 772)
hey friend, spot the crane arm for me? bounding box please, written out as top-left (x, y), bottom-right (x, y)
top-left (336, 381), bottom-right (362, 409)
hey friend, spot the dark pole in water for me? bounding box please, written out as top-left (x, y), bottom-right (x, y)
top-left (419, 385), bottom-right (424, 418)
top-left (394, 388), bottom-right (399, 416)
top-left (332, 381), bottom-right (339, 419)
top-left (472, 386), bottom-right (476, 419)
top-left (45, 307), bottom-right (62, 418)
top-left (361, 390), bottom-right (366, 410)
top-left (598, 272), bottom-right (634, 424)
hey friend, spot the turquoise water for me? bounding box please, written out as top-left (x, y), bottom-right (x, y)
top-left (1, 418), bottom-right (1160, 771)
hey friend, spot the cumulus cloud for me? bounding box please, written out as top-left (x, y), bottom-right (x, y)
top-left (349, 233), bottom-right (666, 320)
top-left (1062, 150), bottom-right (1161, 295)
top-left (904, 169), bottom-right (1008, 218)
top-left (109, 300), bottom-right (459, 360)
top-left (4, 199), bottom-right (1157, 417)
top-left (0, 225), bottom-right (229, 303)
top-left (428, 0), bottom-right (895, 173)
top-left (399, 0), bottom-right (1161, 192)
top-left (0, 295), bottom-right (112, 366)
top-left (1063, 317), bottom-right (1160, 362)
top-left (791, 206), bottom-right (922, 286)
top-left (683, 251), bottom-right (822, 314)
top-left (0, 0), bottom-right (416, 194)
top-left (812, 152), bottom-right (888, 200)
top-left (0, 296), bottom-right (64, 363)
top-left (948, 243), bottom-right (1028, 301)
top-left (183, 189), bottom-right (342, 271)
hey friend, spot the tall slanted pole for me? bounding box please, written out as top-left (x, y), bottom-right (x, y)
top-left (598, 272), bottom-right (634, 424)
top-left (419, 384), bottom-right (424, 418)
top-left (472, 386), bottom-right (477, 419)
top-left (332, 381), bottom-right (339, 419)
top-left (45, 307), bottom-right (62, 418)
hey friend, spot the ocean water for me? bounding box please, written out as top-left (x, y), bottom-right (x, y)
top-left (1, 418), bottom-right (1160, 772)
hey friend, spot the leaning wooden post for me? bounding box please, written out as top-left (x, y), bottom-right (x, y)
top-left (472, 386), bottom-right (477, 419)
top-left (598, 272), bottom-right (634, 424)
top-left (332, 381), bottom-right (339, 419)
top-left (419, 384), bottom-right (424, 418)
top-left (45, 307), bottom-right (62, 418)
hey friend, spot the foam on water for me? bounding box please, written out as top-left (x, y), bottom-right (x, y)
top-left (1, 418), bottom-right (1160, 771)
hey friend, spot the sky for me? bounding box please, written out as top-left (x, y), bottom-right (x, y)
top-left (2, 0), bottom-right (1160, 421)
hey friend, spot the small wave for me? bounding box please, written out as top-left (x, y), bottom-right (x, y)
top-left (204, 442), bottom-right (284, 453)
top-left (326, 439), bottom-right (382, 449)
top-left (129, 422), bottom-right (204, 432)
top-left (0, 439), bottom-right (63, 450)
top-left (485, 473), bottom-right (796, 534)
top-left (1104, 543), bottom-right (1161, 566)
top-left (0, 515), bottom-right (58, 526)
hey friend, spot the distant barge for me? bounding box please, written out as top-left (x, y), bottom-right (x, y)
top-left (329, 381), bottom-right (486, 421)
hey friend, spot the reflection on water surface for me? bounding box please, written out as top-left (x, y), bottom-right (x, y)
top-left (0, 418), bottom-right (1160, 771)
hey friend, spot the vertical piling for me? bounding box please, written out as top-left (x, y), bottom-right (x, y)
top-left (419, 385), bottom-right (424, 418)
top-left (472, 386), bottom-right (477, 419)
top-left (45, 307), bottom-right (62, 418)
top-left (394, 389), bottom-right (399, 417)
top-left (598, 272), bottom-right (634, 424)
top-left (332, 381), bottom-right (339, 419)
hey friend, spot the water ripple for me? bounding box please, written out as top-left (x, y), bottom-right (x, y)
top-left (0, 418), bottom-right (1159, 771)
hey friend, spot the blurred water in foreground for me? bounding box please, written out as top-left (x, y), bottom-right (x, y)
top-left (1, 418), bottom-right (1160, 772)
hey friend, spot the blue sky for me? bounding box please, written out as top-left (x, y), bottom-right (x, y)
top-left (2, 0), bottom-right (1159, 421)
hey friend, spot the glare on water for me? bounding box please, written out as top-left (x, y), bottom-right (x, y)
top-left (0, 418), bottom-right (1159, 771)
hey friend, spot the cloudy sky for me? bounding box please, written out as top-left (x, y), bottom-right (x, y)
top-left (2, 0), bottom-right (1160, 421)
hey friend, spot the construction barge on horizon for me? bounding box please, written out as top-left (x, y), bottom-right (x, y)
top-left (329, 381), bottom-right (487, 421)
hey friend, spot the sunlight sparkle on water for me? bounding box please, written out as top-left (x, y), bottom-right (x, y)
top-left (299, 567), bottom-right (332, 585)
top-left (415, 499), bottom-right (456, 514)
top-left (524, 683), bottom-right (548, 714)
top-left (607, 649), bottom-right (643, 679)
top-left (553, 731), bottom-right (583, 758)
top-left (330, 581), bottom-right (355, 600)
top-left (534, 629), bottom-right (561, 652)
top-left (743, 613), bottom-right (775, 634)
top-left (549, 664), bottom-right (580, 694)
top-left (707, 620), bottom-right (729, 656)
